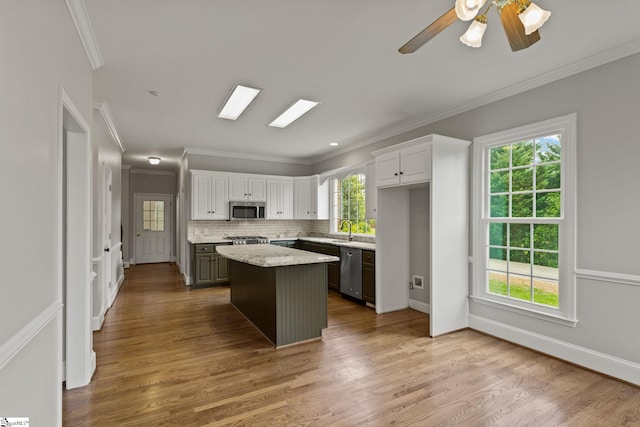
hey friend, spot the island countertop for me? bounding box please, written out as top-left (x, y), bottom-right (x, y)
top-left (217, 245), bottom-right (339, 268)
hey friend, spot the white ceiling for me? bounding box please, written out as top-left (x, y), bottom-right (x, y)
top-left (85, 0), bottom-right (640, 170)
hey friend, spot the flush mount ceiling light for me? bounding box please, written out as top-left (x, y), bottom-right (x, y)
top-left (399, 0), bottom-right (550, 53)
top-left (218, 84), bottom-right (261, 120)
top-left (329, 142), bottom-right (339, 146)
top-left (148, 157), bottom-right (161, 165)
top-left (268, 99), bottom-right (320, 128)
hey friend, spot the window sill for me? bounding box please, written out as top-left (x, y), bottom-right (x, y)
top-left (469, 295), bottom-right (578, 328)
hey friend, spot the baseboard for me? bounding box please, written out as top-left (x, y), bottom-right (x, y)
top-left (0, 300), bottom-right (62, 371)
top-left (123, 261), bottom-right (130, 269)
top-left (90, 350), bottom-right (96, 381)
top-left (468, 314), bottom-right (640, 386)
top-left (107, 273), bottom-right (125, 308)
top-left (91, 310), bottom-right (105, 331)
top-left (409, 299), bottom-right (430, 314)
top-left (184, 273), bottom-right (191, 286)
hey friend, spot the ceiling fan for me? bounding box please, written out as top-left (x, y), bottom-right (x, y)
top-left (398, 0), bottom-right (551, 53)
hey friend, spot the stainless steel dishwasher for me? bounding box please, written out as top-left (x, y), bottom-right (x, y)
top-left (340, 247), bottom-right (362, 299)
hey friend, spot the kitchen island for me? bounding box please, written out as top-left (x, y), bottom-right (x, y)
top-left (216, 245), bottom-right (339, 347)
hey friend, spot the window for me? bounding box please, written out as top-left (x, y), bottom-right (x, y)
top-left (472, 114), bottom-right (576, 324)
top-left (330, 173), bottom-right (376, 235)
top-left (143, 200), bottom-right (165, 231)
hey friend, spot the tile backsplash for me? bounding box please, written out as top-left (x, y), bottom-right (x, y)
top-left (188, 220), bottom-right (376, 243)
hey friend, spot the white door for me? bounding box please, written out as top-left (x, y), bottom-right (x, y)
top-left (102, 164), bottom-right (112, 307)
top-left (135, 194), bottom-right (172, 264)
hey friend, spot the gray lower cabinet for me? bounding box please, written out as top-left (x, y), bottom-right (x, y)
top-left (191, 243), bottom-right (230, 288)
top-left (362, 250), bottom-right (375, 305)
top-left (297, 241), bottom-right (341, 293)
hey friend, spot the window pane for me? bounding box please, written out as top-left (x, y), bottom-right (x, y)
top-left (509, 224), bottom-right (530, 248)
top-left (533, 252), bottom-right (559, 279)
top-left (509, 274), bottom-right (532, 302)
top-left (509, 249), bottom-right (530, 268)
top-left (490, 145), bottom-right (510, 170)
top-left (512, 193), bottom-right (533, 217)
top-left (533, 279), bottom-right (559, 307)
top-left (512, 167), bottom-right (533, 192)
top-left (535, 135), bottom-right (561, 164)
top-left (490, 171), bottom-right (509, 193)
top-left (536, 163), bottom-right (561, 190)
top-left (488, 271), bottom-right (508, 297)
top-left (143, 201), bottom-right (150, 210)
top-left (489, 223), bottom-right (507, 246)
top-left (490, 195), bottom-right (509, 217)
top-left (533, 224), bottom-right (558, 250)
top-left (536, 192), bottom-right (561, 217)
top-left (512, 140), bottom-right (534, 167)
top-left (489, 247), bottom-right (507, 270)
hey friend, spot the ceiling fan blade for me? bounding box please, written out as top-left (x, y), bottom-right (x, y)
top-left (398, 8), bottom-right (458, 54)
top-left (498, 2), bottom-right (540, 52)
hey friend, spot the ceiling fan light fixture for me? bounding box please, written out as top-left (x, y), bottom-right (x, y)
top-left (460, 15), bottom-right (488, 48)
top-left (455, 0), bottom-right (487, 21)
top-left (517, 1), bottom-right (551, 35)
top-left (218, 84), bottom-right (261, 120)
top-left (269, 99), bottom-right (319, 128)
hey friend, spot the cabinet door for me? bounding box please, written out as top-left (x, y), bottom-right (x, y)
top-left (210, 176), bottom-right (229, 220)
top-left (400, 143), bottom-right (431, 184)
top-left (229, 176), bottom-right (248, 200)
top-left (362, 262), bottom-right (375, 304)
top-left (195, 254), bottom-right (214, 285)
top-left (266, 180), bottom-right (281, 219)
top-left (247, 178), bottom-right (266, 201)
top-left (191, 173), bottom-right (212, 220)
top-left (375, 152), bottom-right (400, 187)
top-left (293, 179), bottom-right (311, 219)
top-left (280, 180), bottom-right (293, 219)
top-left (214, 254), bottom-right (229, 283)
top-left (365, 164), bottom-right (377, 219)
top-left (327, 262), bottom-right (340, 293)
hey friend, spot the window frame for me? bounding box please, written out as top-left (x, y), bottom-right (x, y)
top-left (471, 114), bottom-right (577, 326)
top-left (329, 173), bottom-right (375, 237)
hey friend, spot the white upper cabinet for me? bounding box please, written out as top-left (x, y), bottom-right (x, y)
top-left (374, 140), bottom-right (432, 187)
top-left (365, 163), bottom-right (377, 219)
top-left (294, 175), bottom-right (329, 220)
top-left (266, 178), bottom-right (293, 219)
top-left (191, 171), bottom-right (229, 220)
top-left (229, 175), bottom-right (266, 201)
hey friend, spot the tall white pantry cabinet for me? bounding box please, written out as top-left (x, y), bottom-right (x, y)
top-left (372, 134), bottom-right (470, 337)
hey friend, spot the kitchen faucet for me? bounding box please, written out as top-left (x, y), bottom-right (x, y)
top-left (342, 220), bottom-right (354, 241)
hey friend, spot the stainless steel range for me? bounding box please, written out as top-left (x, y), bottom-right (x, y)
top-left (228, 235), bottom-right (270, 245)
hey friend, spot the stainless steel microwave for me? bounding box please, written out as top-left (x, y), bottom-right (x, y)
top-left (229, 201), bottom-right (266, 220)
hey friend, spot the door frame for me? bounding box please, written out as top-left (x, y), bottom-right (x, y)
top-left (57, 88), bottom-right (95, 394)
top-left (132, 193), bottom-right (173, 264)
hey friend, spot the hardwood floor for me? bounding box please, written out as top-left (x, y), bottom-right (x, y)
top-left (63, 264), bottom-right (640, 426)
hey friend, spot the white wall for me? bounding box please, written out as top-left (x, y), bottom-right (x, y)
top-left (188, 153), bottom-right (312, 176)
top-left (409, 187), bottom-right (430, 304)
top-left (0, 0), bottom-right (93, 424)
top-left (312, 52), bottom-right (640, 383)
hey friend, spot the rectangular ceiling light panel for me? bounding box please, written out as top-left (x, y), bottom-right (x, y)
top-left (218, 84), bottom-right (261, 120)
top-left (269, 99), bottom-right (319, 128)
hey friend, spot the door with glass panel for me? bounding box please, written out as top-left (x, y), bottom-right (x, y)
top-left (134, 194), bottom-right (172, 264)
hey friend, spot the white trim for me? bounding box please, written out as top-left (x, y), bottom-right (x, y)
top-left (185, 147), bottom-right (311, 166)
top-left (130, 168), bottom-right (176, 176)
top-left (470, 296), bottom-right (578, 327)
top-left (122, 164), bottom-right (132, 171)
top-left (184, 273), bottom-right (192, 286)
top-left (575, 269), bottom-right (640, 288)
top-left (108, 272), bottom-right (125, 308)
top-left (0, 301), bottom-right (62, 371)
top-left (409, 299), bottom-right (430, 314)
top-left (93, 99), bottom-right (124, 152)
top-left (91, 311), bottom-right (104, 331)
top-left (133, 193), bottom-right (173, 264)
top-left (471, 114), bottom-right (578, 323)
top-left (468, 314), bottom-right (640, 386)
top-left (309, 39), bottom-right (640, 165)
top-left (64, 0), bottom-right (104, 70)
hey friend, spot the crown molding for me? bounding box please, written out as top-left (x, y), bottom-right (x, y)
top-left (309, 39), bottom-right (640, 165)
top-left (65, 0), bottom-right (104, 70)
top-left (185, 147), bottom-right (311, 166)
top-left (93, 99), bottom-right (125, 153)
top-left (121, 164), bottom-right (132, 170)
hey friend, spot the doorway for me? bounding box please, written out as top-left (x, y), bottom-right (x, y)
top-left (58, 89), bottom-right (94, 390)
top-left (133, 193), bottom-right (172, 264)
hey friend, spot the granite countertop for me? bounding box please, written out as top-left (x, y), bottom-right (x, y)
top-left (188, 237), bottom-right (232, 244)
top-left (216, 245), bottom-right (339, 268)
top-left (188, 236), bottom-right (376, 250)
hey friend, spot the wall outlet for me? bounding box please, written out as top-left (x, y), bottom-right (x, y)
top-left (412, 275), bottom-right (424, 290)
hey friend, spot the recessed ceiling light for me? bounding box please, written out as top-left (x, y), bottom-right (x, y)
top-left (329, 142), bottom-right (339, 146)
top-left (269, 99), bottom-right (319, 128)
top-left (148, 90), bottom-right (159, 97)
top-left (148, 157), bottom-right (161, 165)
top-left (218, 84), bottom-right (261, 120)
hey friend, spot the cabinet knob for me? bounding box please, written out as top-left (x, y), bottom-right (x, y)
top-left (394, 173), bottom-right (398, 176)
top-left (400, 171), bottom-right (404, 175)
